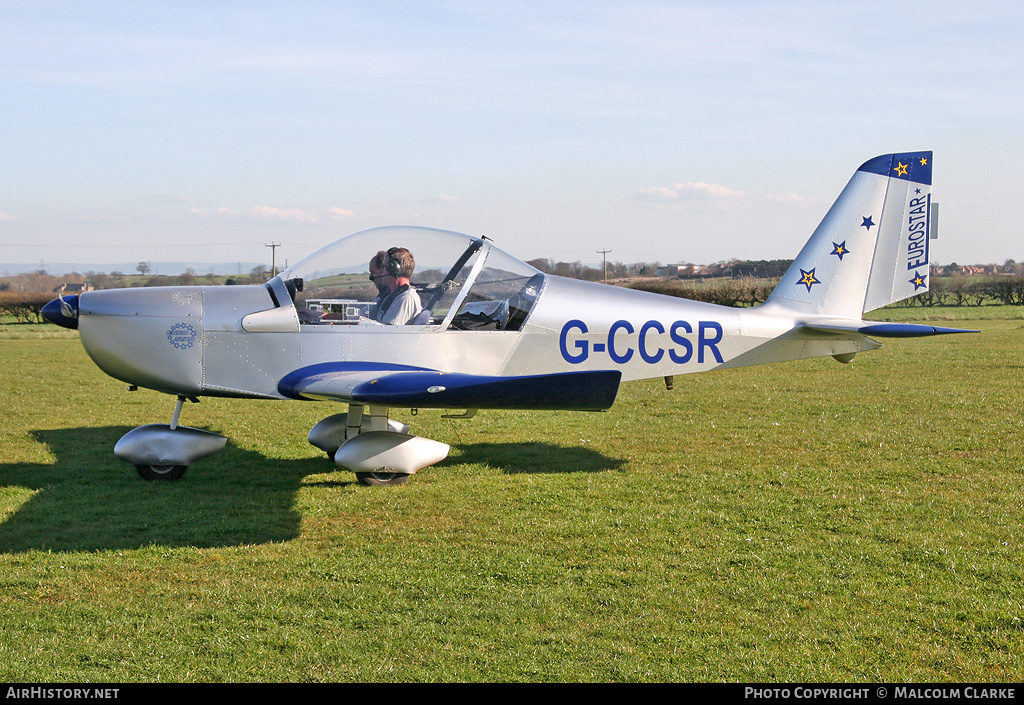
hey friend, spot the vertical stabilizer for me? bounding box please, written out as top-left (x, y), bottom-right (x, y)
top-left (766, 152), bottom-right (933, 317)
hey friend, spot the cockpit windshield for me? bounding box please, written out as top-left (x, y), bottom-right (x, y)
top-left (278, 226), bottom-right (544, 330)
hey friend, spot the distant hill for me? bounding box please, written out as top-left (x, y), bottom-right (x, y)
top-left (0, 262), bottom-right (265, 277)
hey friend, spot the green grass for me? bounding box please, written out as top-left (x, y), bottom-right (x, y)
top-left (870, 303), bottom-right (1024, 322)
top-left (0, 319), bottom-right (81, 340)
top-left (1, 313), bottom-right (1023, 682)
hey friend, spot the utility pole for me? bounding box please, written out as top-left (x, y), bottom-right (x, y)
top-left (597, 249), bottom-right (612, 283)
top-left (266, 242), bottom-right (281, 277)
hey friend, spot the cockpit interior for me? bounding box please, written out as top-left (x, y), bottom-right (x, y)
top-left (275, 226), bottom-right (545, 331)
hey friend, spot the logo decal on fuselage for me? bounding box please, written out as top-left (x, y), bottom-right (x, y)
top-left (166, 323), bottom-right (197, 350)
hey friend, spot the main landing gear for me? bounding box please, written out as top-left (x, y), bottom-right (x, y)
top-left (308, 404), bottom-right (450, 486)
top-left (113, 398), bottom-right (447, 486)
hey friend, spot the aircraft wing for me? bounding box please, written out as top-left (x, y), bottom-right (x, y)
top-left (278, 362), bottom-right (621, 411)
top-left (802, 320), bottom-right (978, 337)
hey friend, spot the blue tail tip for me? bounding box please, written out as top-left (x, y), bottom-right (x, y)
top-left (858, 151), bottom-right (933, 185)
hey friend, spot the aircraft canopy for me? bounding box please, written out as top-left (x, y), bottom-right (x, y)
top-left (279, 226), bottom-right (544, 330)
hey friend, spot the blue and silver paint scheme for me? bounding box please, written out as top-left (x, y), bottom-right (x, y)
top-left (43, 152), bottom-right (974, 481)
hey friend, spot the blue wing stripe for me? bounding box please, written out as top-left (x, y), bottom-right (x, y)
top-left (279, 363), bottom-right (621, 411)
top-left (352, 370), bottom-right (621, 410)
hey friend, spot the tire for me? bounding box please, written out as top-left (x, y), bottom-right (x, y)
top-left (136, 464), bottom-right (187, 481)
top-left (355, 471), bottom-right (410, 486)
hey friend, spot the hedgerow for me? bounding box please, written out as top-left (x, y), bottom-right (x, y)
top-left (630, 275), bottom-right (1024, 308)
top-left (0, 292), bottom-right (54, 323)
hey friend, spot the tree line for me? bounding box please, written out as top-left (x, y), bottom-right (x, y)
top-left (525, 258), bottom-right (661, 281)
top-left (9, 266), bottom-right (1024, 324)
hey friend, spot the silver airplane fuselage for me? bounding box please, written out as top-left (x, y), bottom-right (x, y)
top-left (73, 274), bottom-right (874, 402)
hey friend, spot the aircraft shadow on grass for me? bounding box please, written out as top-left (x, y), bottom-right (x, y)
top-left (0, 426), bottom-right (330, 554)
top-left (442, 441), bottom-right (626, 476)
top-left (0, 427), bottom-right (624, 553)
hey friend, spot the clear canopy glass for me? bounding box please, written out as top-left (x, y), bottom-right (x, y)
top-left (278, 226), bottom-right (544, 330)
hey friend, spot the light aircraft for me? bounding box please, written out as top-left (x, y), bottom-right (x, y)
top-left (43, 151), bottom-right (972, 485)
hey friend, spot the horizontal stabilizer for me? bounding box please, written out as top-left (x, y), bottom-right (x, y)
top-left (858, 323), bottom-right (979, 337)
top-left (280, 362), bottom-right (621, 410)
top-left (803, 320), bottom-right (978, 338)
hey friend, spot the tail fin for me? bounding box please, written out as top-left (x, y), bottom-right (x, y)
top-left (766, 152), bottom-right (934, 317)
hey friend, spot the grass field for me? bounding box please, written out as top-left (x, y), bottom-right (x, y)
top-left (1, 307), bottom-right (1022, 682)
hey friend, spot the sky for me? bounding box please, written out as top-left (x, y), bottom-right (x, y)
top-left (2, 1), bottom-right (1022, 273)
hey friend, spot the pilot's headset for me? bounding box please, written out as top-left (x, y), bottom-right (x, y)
top-left (385, 248), bottom-right (408, 277)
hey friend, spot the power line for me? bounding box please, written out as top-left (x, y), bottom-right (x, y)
top-left (266, 242), bottom-right (281, 277)
top-left (596, 249), bottom-right (612, 283)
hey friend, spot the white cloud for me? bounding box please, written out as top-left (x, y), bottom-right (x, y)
top-left (189, 205), bottom-right (350, 222)
top-left (250, 206), bottom-right (319, 222)
top-left (74, 213), bottom-right (129, 222)
top-left (634, 181), bottom-right (744, 205)
top-left (764, 192), bottom-right (809, 206)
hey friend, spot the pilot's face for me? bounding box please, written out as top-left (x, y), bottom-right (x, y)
top-left (379, 272), bottom-right (399, 292)
top-left (369, 263), bottom-right (389, 291)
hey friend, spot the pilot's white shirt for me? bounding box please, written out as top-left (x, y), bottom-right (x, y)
top-left (376, 286), bottom-right (422, 326)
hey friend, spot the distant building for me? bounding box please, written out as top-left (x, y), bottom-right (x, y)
top-left (658, 264), bottom-right (708, 278)
top-left (53, 282), bottom-right (94, 294)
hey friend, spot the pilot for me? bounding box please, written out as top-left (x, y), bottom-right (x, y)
top-left (375, 247), bottom-right (423, 325)
top-left (367, 250), bottom-right (390, 317)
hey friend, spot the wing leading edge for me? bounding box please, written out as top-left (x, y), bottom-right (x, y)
top-left (279, 362), bottom-right (621, 411)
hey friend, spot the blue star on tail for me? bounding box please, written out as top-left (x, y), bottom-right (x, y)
top-left (798, 268), bottom-right (821, 292)
top-left (831, 241), bottom-right (849, 260)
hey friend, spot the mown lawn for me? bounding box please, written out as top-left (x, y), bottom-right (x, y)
top-left (0, 309), bottom-right (1022, 682)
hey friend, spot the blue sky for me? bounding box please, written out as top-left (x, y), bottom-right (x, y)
top-left (2, 1), bottom-right (1022, 272)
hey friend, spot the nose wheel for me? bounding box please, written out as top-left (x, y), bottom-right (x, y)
top-left (114, 396), bottom-right (226, 481)
top-left (135, 464), bottom-right (188, 481)
top-left (355, 471), bottom-right (410, 486)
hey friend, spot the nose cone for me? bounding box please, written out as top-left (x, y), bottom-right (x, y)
top-left (42, 295), bottom-right (79, 329)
